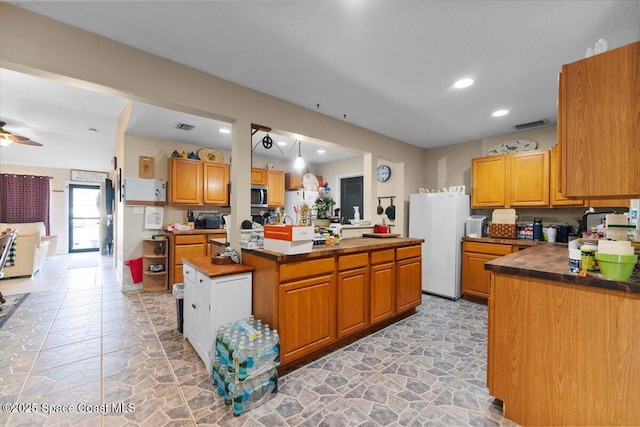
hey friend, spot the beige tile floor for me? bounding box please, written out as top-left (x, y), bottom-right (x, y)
top-left (0, 253), bottom-right (516, 426)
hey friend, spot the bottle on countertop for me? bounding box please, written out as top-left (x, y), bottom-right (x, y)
top-left (533, 218), bottom-right (543, 241)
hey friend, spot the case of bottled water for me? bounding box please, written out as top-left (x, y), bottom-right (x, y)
top-left (210, 316), bottom-right (280, 416)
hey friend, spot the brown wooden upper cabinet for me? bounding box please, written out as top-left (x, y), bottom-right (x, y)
top-left (471, 150), bottom-right (549, 208)
top-left (168, 157), bottom-right (229, 206)
top-left (251, 168), bottom-right (268, 186)
top-left (550, 146), bottom-right (583, 207)
top-left (559, 41), bottom-right (640, 199)
top-left (266, 170), bottom-right (285, 207)
top-left (285, 172), bottom-right (323, 190)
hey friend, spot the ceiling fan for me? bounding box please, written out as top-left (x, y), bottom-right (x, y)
top-left (0, 121), bottom-right (43, 147)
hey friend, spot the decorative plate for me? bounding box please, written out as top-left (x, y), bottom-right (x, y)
top-left (302, 173), bottom-right (319, 191)
top-left (197, 147), bottom-right (224, 163)
top-left (487, 139), bottom-right (537, 156)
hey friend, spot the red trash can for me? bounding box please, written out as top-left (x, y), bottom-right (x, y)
top-left (124, 257), bottom-right (143, 284)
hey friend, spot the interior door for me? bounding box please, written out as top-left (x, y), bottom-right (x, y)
top-left (68, 183), bottom-right (100, 253)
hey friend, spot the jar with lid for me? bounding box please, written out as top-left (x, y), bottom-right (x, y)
top-left (580, 243), bottom-right (597, 271)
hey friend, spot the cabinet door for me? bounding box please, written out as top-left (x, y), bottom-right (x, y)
top-left (192, 284), bottom-right (209, 364)
top-left (550, 146), bottom-right (583, 206)
top-left (472, 156), bottom-right (506, 208)
top-left (183, 281), bottom-right (195, 340)
top-left (395, 257), bottom-right (422, 312)
top-left (203, 163), bottom-right (229, 205)
top-left (561, 42), bottom-right (640, 198)
top-left (337, 266), bottom-right (369, 338)
top-left (462, 252), bottom-right (502, 300)
top-left (278, 274), bottom-right (336, 365)
top-left (370, 262), bottom-right (395, 324)
top-left (285, 172), bottom-right (303, 190)
top-left (267, 170), bottom-right (285, 207)
top-left (508, 150), bottom-right (550, 207)
top-left (251, 168), bottom-right (268, 186)
top-left (168, 158), bottom-right (203, 204)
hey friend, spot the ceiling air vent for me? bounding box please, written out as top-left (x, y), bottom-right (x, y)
top-left (514, 119), bottom-right (548, 131)
top-left (175, 123), bottom-right (195, 131)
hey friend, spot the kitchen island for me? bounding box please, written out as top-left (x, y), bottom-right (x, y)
top-left (485, 243), bottom-right (640, 426)
top-left (241, 236), bottom-right (423, 370)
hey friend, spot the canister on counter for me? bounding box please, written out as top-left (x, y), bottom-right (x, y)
top-left (580, 245), bottom-right (597, 271)
top-left (569, 249), bottom-right (581, 273)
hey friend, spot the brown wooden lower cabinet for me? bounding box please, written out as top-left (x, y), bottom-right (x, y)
top-left (243, 242), bottom-right (422, 369)
top-left (488, 272), bottom-right (640, 426)
top-left (462, 241), bottom-right (512, 300)
top-left (395, 246), bottom-right (422, 312)
top-left (337, 268), bottom-right (369, 337)
top-left (370, 249), bottom-right (396, 324)
top-left (278, 274), bottom-right (336, 364)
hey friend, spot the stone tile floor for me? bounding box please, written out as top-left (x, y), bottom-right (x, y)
top-left (0, 254), bottom-right (517, 426)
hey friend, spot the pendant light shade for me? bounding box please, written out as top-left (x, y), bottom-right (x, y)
top-left (294, 141), bottom-right (305, 169)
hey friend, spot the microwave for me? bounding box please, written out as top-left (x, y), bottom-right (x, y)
top-left (251, 185), bottom-right (268, 208)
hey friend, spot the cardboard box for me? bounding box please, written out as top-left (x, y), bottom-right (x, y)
top-left (263, 238), bottom-right (313, 255)
top-left (263, 225), bottom-right (314, 242)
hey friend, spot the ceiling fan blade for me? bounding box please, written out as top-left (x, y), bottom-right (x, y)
top-left (14, 139), bottom-right (43, 147)
top-left (0, 121), bottom-right (43, 146)
top-left (7, 134), bottom-right (30, 142)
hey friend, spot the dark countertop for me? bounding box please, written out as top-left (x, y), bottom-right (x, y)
top-left (242, 236), bottom-right (424, 262)
top-left (167, 229), bottom-right (226, 235)
top-left (183, 256), bottom-right (253, 278)
top-left (462, 236), bottom-right (540, 247)
top-left (485, 243), bottom-right (640, 294)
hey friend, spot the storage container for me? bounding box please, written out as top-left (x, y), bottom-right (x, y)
top-left (465, 215), bottom-right (487, 237)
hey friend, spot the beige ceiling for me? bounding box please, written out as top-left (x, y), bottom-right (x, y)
top-left (1, 1), bottom-right (639, 171)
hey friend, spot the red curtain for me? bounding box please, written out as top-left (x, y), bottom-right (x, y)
top-left (0, 174), bottom-right (51, 234)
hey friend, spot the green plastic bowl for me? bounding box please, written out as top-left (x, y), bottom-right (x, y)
top-left (595, 253), bottom-right (638, 281)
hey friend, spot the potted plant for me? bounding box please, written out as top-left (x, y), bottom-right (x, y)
top-left (314, 183), bottom-right (334, 226)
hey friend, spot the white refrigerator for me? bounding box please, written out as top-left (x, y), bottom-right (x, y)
top-left (409, 192), bottom-right (470, 299)
top-left (284, 190), bottom-right (318, 222)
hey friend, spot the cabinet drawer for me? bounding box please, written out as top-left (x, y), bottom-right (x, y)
top-left (338, 253), bottom-right (369, 271)
top-left (463, 242), bottom-right (512, 256)
top-left (280, 257), bottom-right (335, 282)
top-left (396, 245), bottom-right (421, 261)
top-left (175, 234), bottom-right (205, 245)
top-left (175, 244), bottom-right (206, 261)
top-left (370, 249), bottom-right (395, 265)
top-left (183, 263), bottom-right (196, 283)
top-left (195, 271), bottom-right (211, 296)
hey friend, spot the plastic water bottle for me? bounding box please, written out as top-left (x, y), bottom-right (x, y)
top-left (353, 206), bottom-right (360, 225)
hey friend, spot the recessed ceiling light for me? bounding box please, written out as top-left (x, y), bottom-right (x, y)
top-left (453, 78), bottom-right (474, 89)
top-left (277, 141), bottom-right (287, 146)
top-left (492, 109), bottom-right (509, 117)
top-left (317, 149), bottom-right (326, 154)
top-left (219, 128), bottom-right (231, 134)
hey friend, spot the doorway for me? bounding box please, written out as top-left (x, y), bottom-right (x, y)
top-left (68, 184), bottom-right (100, 253)
top-left (340, 176), bottom-right (364, 221)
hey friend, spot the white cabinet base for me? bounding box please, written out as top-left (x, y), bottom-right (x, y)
top-left (183, 264), bottom-right (252, 374)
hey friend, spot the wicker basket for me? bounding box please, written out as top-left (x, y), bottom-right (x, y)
top-left (489, 223), bottom-right (517, 239)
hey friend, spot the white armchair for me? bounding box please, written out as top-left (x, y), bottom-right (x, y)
top-left (0, 222), bottom-right (54, 278)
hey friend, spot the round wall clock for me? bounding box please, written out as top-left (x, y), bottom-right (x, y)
top-left (377, 165), bottom-right (391, 182)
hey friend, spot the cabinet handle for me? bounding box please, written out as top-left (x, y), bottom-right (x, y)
top-left (192, 303), bottom-right (196, 309)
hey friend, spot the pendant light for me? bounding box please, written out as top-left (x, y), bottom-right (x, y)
top-left (294, 140), bottom-right (305, 170)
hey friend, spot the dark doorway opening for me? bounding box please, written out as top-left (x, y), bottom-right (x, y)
top-left (340, 176), bottom-right (364, 222)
